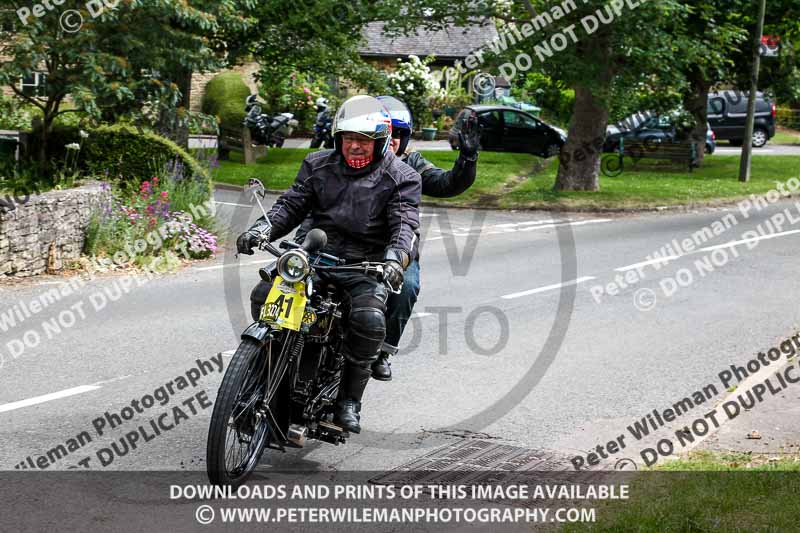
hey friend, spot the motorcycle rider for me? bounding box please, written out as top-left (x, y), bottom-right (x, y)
top-left (248, 97), bottom-right (482, 381)
top-left (370, 95), bottom-right (480, 381)
top-left (310, 97), bottom-right (334, 149)
top-left (236, 95), bottom-right (421, 434)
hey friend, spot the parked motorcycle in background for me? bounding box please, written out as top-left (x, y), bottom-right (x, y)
top-left (243, 94), bottom-right (296, 149)
top-left (309, 97), bottom-right (334, 149)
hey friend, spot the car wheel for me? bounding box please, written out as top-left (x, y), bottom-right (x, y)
top-left (545, 143), bottom-right (562, 158)
top-left (705, 144), bottom-right (711, 154)
top-left (752, 129), bottom-right (768, 148)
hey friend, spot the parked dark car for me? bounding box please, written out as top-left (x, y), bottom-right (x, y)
top-left (449, 105), bottom-right (566, 158)
top-left (603, 112), bottom-right (716, 154)
top-left (707, 91), bottom-right (776, 147)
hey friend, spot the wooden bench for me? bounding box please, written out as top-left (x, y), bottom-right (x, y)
top-left (618, 137), bottom-right (698, 172)
top-left (218, 126), bottom-right (265, 165)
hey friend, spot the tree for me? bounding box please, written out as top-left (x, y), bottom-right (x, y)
top-left (0, 0), bottom-right (257, 175)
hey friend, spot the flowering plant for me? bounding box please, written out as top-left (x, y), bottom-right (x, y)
top-left (386, 55), bottom-right (444, 128)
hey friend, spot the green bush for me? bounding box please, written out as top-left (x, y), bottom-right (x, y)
top-left (776, 106), bottom-right (800, 129)
top-left (202, 72), bottom-right (251, 131)
top-left (0, 95), bottom-right (42, 130)
top-left (82, 124), bottom-right (210, 195)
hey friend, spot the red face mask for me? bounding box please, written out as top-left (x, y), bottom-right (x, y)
top-left (346, 155), bottom-right (373, 169)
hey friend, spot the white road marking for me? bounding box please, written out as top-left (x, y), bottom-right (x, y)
top-left (697, 230), bottom-right (800, 252)
top-left (214, 201), bottom-right (253, 208)
top-left (615, 255), bottom-right (681, 272)
top-left (427, 218), bottom-right (613, 241)
top-left (194, 258), bottom-right (276, 271)
top-left (501, 276), bottom-right (596, 299)
top-left (0, 385), bottom-right (101, 414)
top-left (420, 213), bottom-right (439, 218)
top-left (221, 350), bottom-right (236, 357)
top-left (410, 312), bottom-right (433, 319)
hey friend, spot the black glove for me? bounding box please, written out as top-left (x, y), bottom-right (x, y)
top-left (383, 261), bottom-right (404, 292)
top-left (382, 248), bottom-right (409, 292)
top-left (458, 111), bottom-right (481, 161)
top-left (236, 218), bottom-right (271, 256)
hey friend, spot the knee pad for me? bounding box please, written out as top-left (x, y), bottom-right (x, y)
top-left (249, 280), bottom-right (273, 321)
top-left (345, 295), bottom-right (386, 364)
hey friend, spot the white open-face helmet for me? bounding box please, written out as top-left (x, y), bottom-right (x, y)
top-left (332, 95), bottom-right (393, 164)
top-left (315, 97), bottom-right (328, 112)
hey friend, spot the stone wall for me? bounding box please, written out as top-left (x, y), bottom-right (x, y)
top-left (0, 182), bottom-right (110, 277)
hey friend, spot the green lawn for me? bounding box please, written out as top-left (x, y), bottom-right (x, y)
top-left (212, 148), bottom-right (800, 210)
top-left (567, 451), bottom-right (800, 532)
top-left (505, 155), bottom-right (800, 209)
top-left (772, 126), bottom-right (800, 146)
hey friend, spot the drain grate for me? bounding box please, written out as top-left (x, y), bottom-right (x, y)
top-left (370, 440), bottom-right (622, 509)
top-left (371, 439), bottom-right (580, 486)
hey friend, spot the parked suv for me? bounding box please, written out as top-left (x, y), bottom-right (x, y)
top-left (707, 91), bottom-right (776, 147)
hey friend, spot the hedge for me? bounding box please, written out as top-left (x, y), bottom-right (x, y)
top-left (201, 72), bottom-right (251, 131)
top-left (82, 124), bottom-right (210, 192)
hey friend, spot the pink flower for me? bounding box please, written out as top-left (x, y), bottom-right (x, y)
top-left (303, 87), bottom-right (311, 94)
top-left (160, 191), bottom-right (168, 200)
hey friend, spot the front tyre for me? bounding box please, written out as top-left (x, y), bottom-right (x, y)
top-left (206, 337), bottom-right (285, 487)
top-left (309, 135), bottom-right (323, 148)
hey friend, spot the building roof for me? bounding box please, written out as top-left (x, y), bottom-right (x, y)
top-left (358, 22), bottom-right (498, 61)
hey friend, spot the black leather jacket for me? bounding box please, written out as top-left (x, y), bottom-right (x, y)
top-left (265, 149), bottom-right (421, 262)
top-left (403, 150), bottom-right (476, 198)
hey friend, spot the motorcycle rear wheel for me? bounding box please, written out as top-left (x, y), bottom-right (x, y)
top-left (206, 333), bottom-right (291, 487)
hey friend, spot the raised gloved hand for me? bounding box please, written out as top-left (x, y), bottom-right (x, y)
top-left (458, 111), bottom-right (481, 161)
top-left (236, 218), bottom-right (271, 256)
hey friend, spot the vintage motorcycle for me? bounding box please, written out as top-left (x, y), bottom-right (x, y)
top-left (206, 179), bottom-right (397, 487)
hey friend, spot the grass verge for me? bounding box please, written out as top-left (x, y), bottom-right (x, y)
top-left (566, 451), bottom-right (800, 532)
top-left (212, 148), bottom-right (800, 210)
top-left (772, 126), bottom-right (800, 146)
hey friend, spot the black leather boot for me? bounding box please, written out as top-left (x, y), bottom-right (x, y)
top-left (334, 364), bottom-right (372, 434)
top-left (371, 342), bottom-right (397, 381)
top-left (371, 352), bottom-right (392, 381)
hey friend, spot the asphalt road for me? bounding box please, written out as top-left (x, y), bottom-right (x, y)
top-left (2, 188), bottom-right (800, 476)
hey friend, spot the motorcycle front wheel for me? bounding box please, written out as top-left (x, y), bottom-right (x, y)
top-left (309, 135), bottom-right (323, 148)
top-left (206, 332), bottom-right (292, 487)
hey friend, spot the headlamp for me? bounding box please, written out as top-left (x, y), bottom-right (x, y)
top-left (277, 250), bottom-right (310, 282)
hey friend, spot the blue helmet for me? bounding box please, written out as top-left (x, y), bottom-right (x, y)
top-left (377, 96), bottom-right (413, 155)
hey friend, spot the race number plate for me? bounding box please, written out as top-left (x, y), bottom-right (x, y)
top-left (260, 275), bottom-right (308, 331)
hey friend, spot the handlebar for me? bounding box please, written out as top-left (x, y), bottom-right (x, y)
top-left (256, 235), bottom-right (401, 294)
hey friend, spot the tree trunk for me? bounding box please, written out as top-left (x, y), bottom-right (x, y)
top-left (683, 68), bottom-right (710, 166)
top-left (554, 84), bottom-right (609, 191)
top-left (156, 68), bottom-right (192, 148)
